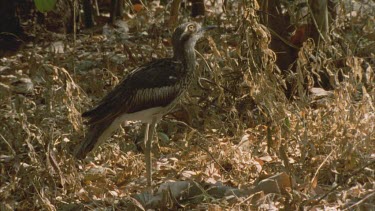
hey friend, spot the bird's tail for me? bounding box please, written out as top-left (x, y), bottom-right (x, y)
top-left (75, 118), bottom-right (119, 160)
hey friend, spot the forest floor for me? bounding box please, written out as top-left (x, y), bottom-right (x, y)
top-left (1, 1), bottom-right (374, 210)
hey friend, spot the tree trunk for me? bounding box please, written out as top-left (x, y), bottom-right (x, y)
top-left (191, 0), bottom-right (205, 17)
top-left (83, 0), bottom-right (96, 28)
top-left (0, 0), bottom-right (24, 35)
top-left (110, 0), bottom-right (124, 24)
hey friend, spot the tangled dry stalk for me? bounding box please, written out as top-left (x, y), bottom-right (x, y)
top-left (1, 0), bottom-right (374, 210)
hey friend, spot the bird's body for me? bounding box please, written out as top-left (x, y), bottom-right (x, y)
top-left (75, 22), bottom-right (214, 187)
top-left (76, 58), bottom-right (190, 158)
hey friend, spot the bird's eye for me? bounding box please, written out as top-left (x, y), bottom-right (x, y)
top-left (188, 24), bottom-right (196, 32)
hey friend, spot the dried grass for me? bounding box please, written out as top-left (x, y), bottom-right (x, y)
top-left (1, 0), bottom-right (374, 210)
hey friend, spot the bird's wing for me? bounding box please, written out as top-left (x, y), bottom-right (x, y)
top-left (82, 59), bottom-right (186, 125)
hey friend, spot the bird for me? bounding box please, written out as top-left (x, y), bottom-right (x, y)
top-left (75, 22), bottom-right (215, 187)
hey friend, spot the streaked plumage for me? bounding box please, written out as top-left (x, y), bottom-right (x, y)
top-left (82, 59), bottom-right (186, 124)
top-left (75, 22), bottom-right (215, 187)
top-left (76, 59), bottom-right (188, 158)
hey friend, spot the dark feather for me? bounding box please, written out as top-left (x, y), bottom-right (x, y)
top-left (76, 22), bottom-right (214, 160)
top-left (74, 117), bottom-right (115, 159)
top-left (82, 58), bottom-right (188, 125)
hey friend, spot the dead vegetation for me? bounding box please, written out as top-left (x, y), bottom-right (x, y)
top-left (1, 0), bottom-right (374, 210)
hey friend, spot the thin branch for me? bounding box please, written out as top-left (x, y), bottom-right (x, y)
top-left (309, 148), bottom-right (335, 190)
top-left (308, 159), bottom-right (375, 210)
top-left (167, 119), bottom-right (228, 173)
top-left (344, 191), bottom-right (375, 210)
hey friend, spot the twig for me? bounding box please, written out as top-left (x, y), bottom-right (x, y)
top-left (123, 42), bottom-right (137, 64)
top-left (344, 191), bottom-right (375, 210)
top-left (138, 0), bottom-right (149, 11)
top-left (308, 159), bottom-right (375, 210)
top-left (0, 134), bottom-right (15, 155)
top-left (267, 27), bottom-right (299, 49)
top-left (168, 0), bottom-right (182, 27)
top-left (195, 49), bottom-right (213, 72)
top-left (306, 2), bottom-right (327, 43)
top-left (198, 77), bottom-right (237, 96)
top-left (167, 119), bottom-right (228, 173)
top-left (309, 148), bottom-right (335, 190)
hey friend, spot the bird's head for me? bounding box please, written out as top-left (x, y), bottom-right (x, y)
top-left (172, 22), bottom-right (215, 57)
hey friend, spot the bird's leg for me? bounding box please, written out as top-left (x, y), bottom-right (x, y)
top-left (144, 123), bottom-right (150, 186)
top-left (145, 117), bottom-right (157, 189)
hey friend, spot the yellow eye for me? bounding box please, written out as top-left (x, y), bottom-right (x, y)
top-left (188, 24), bottom-right (196, 32)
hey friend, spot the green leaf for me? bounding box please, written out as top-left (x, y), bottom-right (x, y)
top-left (157, 132), bottom-right (170, 143)
top-left (284, 117), bottom-right (290, 129)
top-left (34, 0), bottom-right (57, 13)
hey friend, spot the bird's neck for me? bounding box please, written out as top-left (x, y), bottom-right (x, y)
top-left (173, 45), bottom-right (196, 71)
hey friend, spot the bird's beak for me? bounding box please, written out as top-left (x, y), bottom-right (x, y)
top-left (198, 25), bottom-right (217, 33)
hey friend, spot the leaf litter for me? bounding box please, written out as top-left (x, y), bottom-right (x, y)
top-left (1, 0), bottom-right (374, 210)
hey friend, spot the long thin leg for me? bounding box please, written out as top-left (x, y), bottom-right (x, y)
top-left (145, 118), bottom-right (157, 188)
top-left (144, 123), bottom-right (150, 186)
